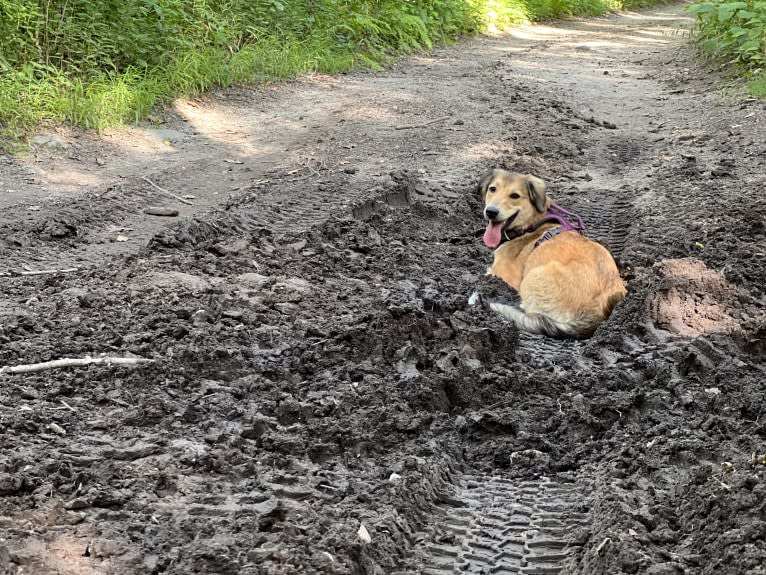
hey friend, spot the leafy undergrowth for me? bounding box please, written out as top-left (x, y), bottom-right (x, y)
top-left (0, 0), bottom-right (667, 141)
top-left (686, 0), bottom-right (766, 95)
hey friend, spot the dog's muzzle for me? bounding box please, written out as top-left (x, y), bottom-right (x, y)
top-left (484, 206), bottom-right (500, 220)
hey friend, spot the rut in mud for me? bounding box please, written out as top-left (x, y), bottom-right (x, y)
top-left (1, 4), bottom-right (766, 575)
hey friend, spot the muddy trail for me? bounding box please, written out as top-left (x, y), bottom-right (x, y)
top-left (1, 4), bottom-right (766, 575)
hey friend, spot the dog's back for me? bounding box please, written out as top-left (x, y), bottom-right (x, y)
top-left (491, 233), bottom-right (626, 337)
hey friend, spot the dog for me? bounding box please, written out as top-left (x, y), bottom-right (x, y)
top-left (475, 168), bottom-right (626, 337)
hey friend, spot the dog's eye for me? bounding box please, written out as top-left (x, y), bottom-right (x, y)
top-left (510, 193), bottom-right (520, 199)
top-left (488, 186), bottom-right (497, 192)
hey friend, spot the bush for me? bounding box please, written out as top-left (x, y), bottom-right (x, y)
top-left (686, 1), bottom-right (766, 71)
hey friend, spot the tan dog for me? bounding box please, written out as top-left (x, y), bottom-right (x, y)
top-left (477, 169), bottom-right (626, 337)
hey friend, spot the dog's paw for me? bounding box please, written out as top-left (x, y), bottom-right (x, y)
top-left (469, 291), bottom-right (519, 313)
top-left (489, 301), bottom-right (522, 319)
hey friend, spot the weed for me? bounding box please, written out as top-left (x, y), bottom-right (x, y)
top-left (686, 0), bottom-right (766, 72)
top-left (748, 75), bottom-right (766, 96)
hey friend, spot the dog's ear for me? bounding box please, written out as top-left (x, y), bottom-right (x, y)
top-left (477, 170), bottom-right (495, 200)
top-left (525, 175), bottom-right (547, 212)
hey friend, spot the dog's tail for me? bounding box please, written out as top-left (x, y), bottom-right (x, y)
top-left (488, 302), bottom-right (597, 338)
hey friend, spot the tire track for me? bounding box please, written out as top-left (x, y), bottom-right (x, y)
top-left (569, 188), bottom-right (633, 259)
top-left (408, 474), bottom-right (590, 575)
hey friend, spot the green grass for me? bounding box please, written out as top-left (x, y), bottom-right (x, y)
top-left (748, 75), bottom-right (766, 95)
top-left (686, 0), bottom-right (766, 96)
top-left (0, 0), bottom-right (672, 142)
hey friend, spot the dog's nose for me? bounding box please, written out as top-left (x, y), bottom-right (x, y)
top-left (484, 206), bottom-right (500, 220)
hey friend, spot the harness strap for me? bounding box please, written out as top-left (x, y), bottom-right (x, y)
top-left (549, 202), bottom-right (586, 233)
top-left (534, 225), bottom-right (565, 247)
top-left (532, 202), bottom-right (587, 248)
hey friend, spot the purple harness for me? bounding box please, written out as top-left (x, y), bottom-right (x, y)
top-left (504, 202), bottom-right (587, 247)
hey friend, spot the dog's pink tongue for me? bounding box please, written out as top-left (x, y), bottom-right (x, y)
top-left (483, 221), bottom-right (504, 248)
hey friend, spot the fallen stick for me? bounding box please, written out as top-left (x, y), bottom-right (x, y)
top-left (141, 176), bottom-right (194, 206)
top-left (1, 356), bottom-right (153, 375)
top-left (144, 206), bottom-right (179, 217)
top-left (394, 115), bottom-right (451, 130)
top-left (595, 537), bottom-right (612, 555)
top-left (17, 267), bottom-right (78, 276)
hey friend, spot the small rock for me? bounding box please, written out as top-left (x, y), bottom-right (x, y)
top-left (396, 359), bottom-right (420, 380)
top-left (191, 309), bottom-right (212, 326)
top-left (357, 523), bottom-right (372, 544)
top-left (48, 422), bottom-right (66, 435)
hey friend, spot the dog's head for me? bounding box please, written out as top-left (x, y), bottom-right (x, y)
top-left (477, 169), bottom-right (550, 249)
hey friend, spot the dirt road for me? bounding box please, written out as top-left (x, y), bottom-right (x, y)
top-left (1, 3), bottom-right (765, 574)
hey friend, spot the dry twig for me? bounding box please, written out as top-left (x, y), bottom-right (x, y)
top-left (1, 356), bottom-right (153, 375)
top-left (394, 115), bottom-right (451, 130)
top-left (16, 267), bottom-right (78, 276)
top-left (595, 537), bottom-right (612, 555)
top-left (141, 176), bottom-right (193, 205)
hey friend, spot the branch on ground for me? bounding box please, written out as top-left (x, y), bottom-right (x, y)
top-left (0, 356), bottom-right (154, 375)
